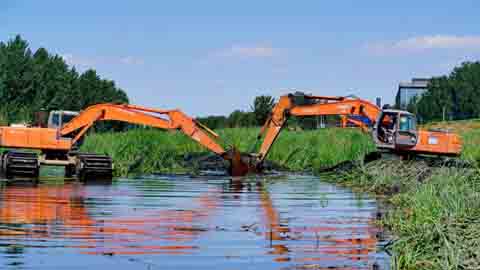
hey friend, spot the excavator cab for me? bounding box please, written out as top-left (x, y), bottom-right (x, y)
top-left (47, 110), bottom-right (79, 129)
top-left (374, 110), bottom-right (418, 149)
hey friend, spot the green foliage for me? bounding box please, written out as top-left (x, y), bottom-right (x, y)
top-left (0, 35), bottom-right (129, 124)
top-left (197, 95), bottom-right (339, 130)
top-left (417, 61), bottom-right (480, 122)
top-left (197, 109), bottom-right (256, 129)
top-left (251, 95), bottom-right (275, 125)
top-left (197, 95), bottom-right (275, 129)
top-left (81, 129), bottom-right (205, 176)
top-left (81, 127), bottom-right (375, 176)
top-left (385, 169), bottom-right (480, 269)
top-left (331, 160), bottom-right (480, 269)
top-left (196, 115), bottom-right (228, 129)
top-left (227, 110), bottom-right (256, 128)
top-left (462, 128), bottom-right (480, 165)
top-left (265, 128), bottom-right (375, 172)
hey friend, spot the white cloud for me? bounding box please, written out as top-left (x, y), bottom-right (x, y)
top-left (61, 53), bottom-right (96, 67)
top-left (367, 35), bottom-right (480, 54)
top-left (120, 56), bottom-right (145, 65)
top-left (61, 53), bottom-right (144, 68)
top-left (214, 44), bottom-right (277, 58)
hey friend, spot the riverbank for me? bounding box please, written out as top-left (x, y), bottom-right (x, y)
top-left (323, 161), bottom-right (479, 269)
top-left (81, 123), bottom-right (480, 269)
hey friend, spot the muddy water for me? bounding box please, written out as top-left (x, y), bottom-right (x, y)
top-left (0, 174), bottom-right (390, 269)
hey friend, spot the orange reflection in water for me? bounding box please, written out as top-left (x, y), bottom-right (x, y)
top-left (0, 182), bottom-right (217, 255)
top-left (0, 183), bottom-right (92, 238)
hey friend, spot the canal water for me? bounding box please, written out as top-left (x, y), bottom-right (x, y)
top-left (0, 174), bottom-right (390, 269)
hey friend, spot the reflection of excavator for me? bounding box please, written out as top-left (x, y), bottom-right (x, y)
top-left (247, 92), bottom-right (462, 172)
top-left (0, 181), bottom-right (219, 255)
top-left (0, 104), bottom-right (248, 178)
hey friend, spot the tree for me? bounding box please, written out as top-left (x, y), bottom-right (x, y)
top-left (227, 110), bottom-right (256, 128)
top-left (197, 95), bottom-right (275, 129)
top-left (0, 35), bottom-right (129, 127)
top-left (196, 115), bottom-right (228, 129)
top-left (251, 95), bottom-right (275, 126)
top-left (0, 35), bottom-right (34, 122)
top-left (416, 61), bottom-right (480, 122)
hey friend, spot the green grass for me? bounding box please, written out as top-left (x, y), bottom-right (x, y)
top-left (386, 169), bottom-right (480, 269)
top-left (460, 128), bottom-right (480, 165)
top-left (265, 128), bottom-right (375, 172)
top-left (81, 128), bottom-right (205, 176)
top-left (81, 127), bottom-right (374, 176)
top-left (330, 162), bottom-right (480, 269)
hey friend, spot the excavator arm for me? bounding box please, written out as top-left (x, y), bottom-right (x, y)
top-left (255, 94), bottom-right (381, 164)
top-left (59, 103), bottom-right (252, 176)
top-left (60, 104), bottom-right (227, 155)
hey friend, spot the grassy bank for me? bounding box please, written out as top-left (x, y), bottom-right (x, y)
top-left (81, 127), bottom-right (374, 176)
top-left (328, 161), bottom-right (480, 269)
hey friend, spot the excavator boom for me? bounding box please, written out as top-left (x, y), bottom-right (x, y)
top-left (60, 104), bottom-right (226, 155)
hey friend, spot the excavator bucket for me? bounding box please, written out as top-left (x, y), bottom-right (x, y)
top-left (223, 148), bottom-right (257, 177)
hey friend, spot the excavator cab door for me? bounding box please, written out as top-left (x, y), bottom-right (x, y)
top-left (393, 113), bottom-right (418, 149)
top-left (373, 111), bottom-right (397, 147)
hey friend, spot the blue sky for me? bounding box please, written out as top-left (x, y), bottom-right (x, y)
top-left (1, 1), bottom-right (479, 116)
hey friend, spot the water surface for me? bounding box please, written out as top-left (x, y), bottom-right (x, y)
top-left (0, 174), bottom-right (389, 269)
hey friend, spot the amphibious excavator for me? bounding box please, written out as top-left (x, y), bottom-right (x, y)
top-left (245, 92), bottom-right (462, 172)
top-left (0, 104), bottom-right (247, 179)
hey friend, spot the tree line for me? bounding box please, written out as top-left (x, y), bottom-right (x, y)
top-left (197, 94), bottom-right (336, 130)
top-left (408, 61), bottom-right (480, 122)
top-left (197, 95), bottom-right (276, 128)
top-left (0, 35), bottom-right (129, 124)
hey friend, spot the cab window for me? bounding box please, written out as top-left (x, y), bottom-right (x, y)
top-left (62, 114), bottom-right (76, 125)
top-left (51, 113), bottom-right (60, 127)
top-left (399, 115), bottom-right (416, 131)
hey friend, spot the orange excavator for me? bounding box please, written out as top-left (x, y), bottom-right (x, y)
top-left (246, 92), bottom-right (462, 172)
top-left (0, 103), bottom-right (248, 178)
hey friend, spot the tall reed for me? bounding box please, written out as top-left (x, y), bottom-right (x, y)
top-left (81, 127), bottom-right (374, 176)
